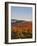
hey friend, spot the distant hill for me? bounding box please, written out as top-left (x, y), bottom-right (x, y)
top-left (11, 19), bottom-right (32, 23)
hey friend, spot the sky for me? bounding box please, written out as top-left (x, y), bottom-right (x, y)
top-left (11, 6), bottom-right (32, 21)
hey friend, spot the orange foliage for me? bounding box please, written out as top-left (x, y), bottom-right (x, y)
top-left (11, 22), bottom-right (32, 33)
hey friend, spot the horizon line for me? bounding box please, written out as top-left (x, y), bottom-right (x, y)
top-left (11, 19), bottom-right (32, 21)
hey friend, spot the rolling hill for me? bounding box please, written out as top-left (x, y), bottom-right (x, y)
top-left (11, 19), bottom-right (32, 39)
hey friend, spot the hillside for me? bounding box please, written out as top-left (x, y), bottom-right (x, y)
top-left (11, 19), bottom-right (32, 32)
top-left (11, 19), bottom-right (32, 39)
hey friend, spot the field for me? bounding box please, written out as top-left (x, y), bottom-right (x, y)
top-left (11, 19), bottom-right (32, 39)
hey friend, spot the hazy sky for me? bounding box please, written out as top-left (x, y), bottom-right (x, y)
top-left (11, 6), bottom-right (32, 21)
